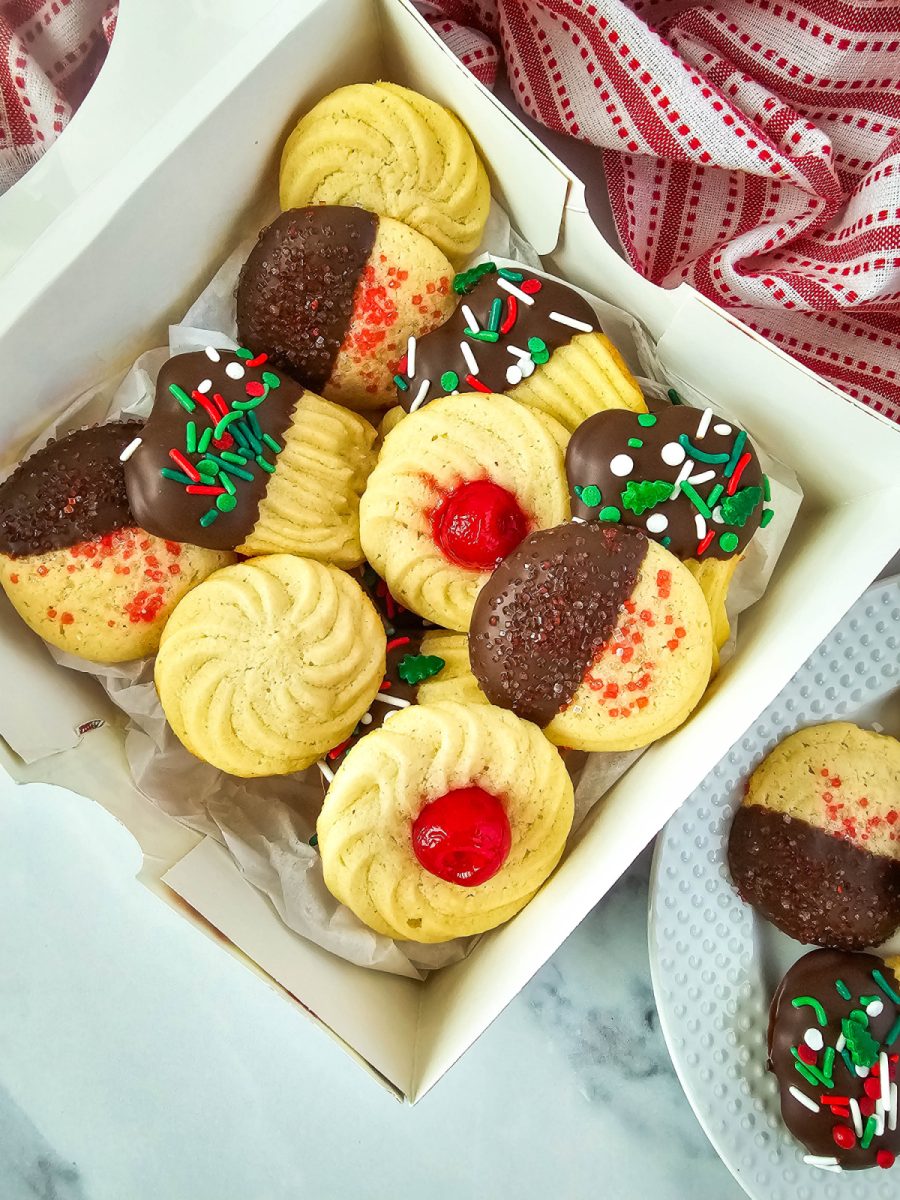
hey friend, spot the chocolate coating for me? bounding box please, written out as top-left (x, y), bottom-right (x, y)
top-left (124, 350), bottom-right (301, 552)
top-left (395, 265), bottom-right (598, 410)
top-left (728, 805), bottom-right (900, 951)
top-left (469, 522), bottom-right (647, 726)
top-left (236, 207), bottom-right (378, 391)
top-left (351, 563), bottom-right (434, 636)
top-left (0, 421), bottom-right (140, 557)
top-left (768, 949), bottom-right (900, 1170)
top-left (566, 405), bottom-right (765, 560)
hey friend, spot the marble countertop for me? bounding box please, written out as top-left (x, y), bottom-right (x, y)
top-left (0, 781), bottom-right (743, 1200)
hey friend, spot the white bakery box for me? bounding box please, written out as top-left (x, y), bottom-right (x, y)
top-left (0, 0), bottom-right (897, 1103)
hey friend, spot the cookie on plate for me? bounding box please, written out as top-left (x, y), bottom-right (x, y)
top-left (155, 555), bottom-right (385, 777)
top-left (768, 948), bottom-right (900, 1172)
top-left (0, 423), bottom-right (231, 662)
top-left (316, 700), bottom-right (574, 942)
top-left (124, 348), bottom-right (376, 566)
top-left (391, 261), bottom-right (645, 432)
top-left (469, 521), bottom-right (712, 752)
top-left (360, 393), bottom-right (569, 631)
top-left (236, 207), bottom-right (455, 411)
top-left (728, 722), bottom-right (900, 950)
top-left (279, 83), bottom-right (490, 263)
top-left (566, 402), bottom-right (772, 667)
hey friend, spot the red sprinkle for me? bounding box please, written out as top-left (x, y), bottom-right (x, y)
top-left (726, 452), bottom-right (753, 495)
top-left (185, 485), bottom-right (226, 495)
top-left (520, 278), bottom-right (542, 295)
top-left (244, 352), bottom-right (268, 368)
top-left (169, 448), bottom-right (200, 482)
top-left (877, 1150), bottom-right (896, 1169)
top-left (245, 380), bottom-right (266, 398)
top-left (696, 530), bottom-right (716, 556)
top-left (798, 1044), bottom-right (818, 1065)
top-left (465, 373), bottom-right (491, 393)
top-left (500, 295), bottom-right (518, 334)
top-left (191, 391), bottom-right (221, 424)
top-left (832, 1124), bottom-right (856, 1150)
top-left (385, 636), bottom-right (412, 654)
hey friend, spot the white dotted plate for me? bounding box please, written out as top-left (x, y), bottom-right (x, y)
top-left (649, 576), bottom-right (900, 1200)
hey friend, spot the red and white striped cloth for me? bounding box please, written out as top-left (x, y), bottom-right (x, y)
top-left (417, 0), bottom-right (900, 423)
top-left (0, 0), bottom-right (116, 195)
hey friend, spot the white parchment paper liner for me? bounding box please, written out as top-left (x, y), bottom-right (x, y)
top-left (10, 205), bottom-right (801, 978)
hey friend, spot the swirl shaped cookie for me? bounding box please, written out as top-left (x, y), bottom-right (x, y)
top-left (279, 83), bottom-right (490, 263)
top-left (316, 701), bottom-right (574, 942)
top-left (124, 349), bottom-right (376, 566)
top-left (155, 555), bottom-right (385, 777)
top-left (470, 523), bottom-right (713, 752)
top-left (359, 393), bottom-right (570, 631)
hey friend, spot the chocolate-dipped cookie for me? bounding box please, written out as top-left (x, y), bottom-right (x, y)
top-left (0, 423), bottom-right (231, 662)
top-left (768, 949), bottom-right (900, 1172)
top-left (124, 348), bottom-right (375, 567)
top-left (391, 261), bottom-right (645, 432)
top-left (728, 723), bottom-right (900, 950)
top-left (236, 207), bottom-right (455, 411)
top-left (468, 522), bottom-right (713, 752)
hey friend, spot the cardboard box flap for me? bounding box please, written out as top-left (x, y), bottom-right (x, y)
top-left (163, 838), bottom-right (422, 1096)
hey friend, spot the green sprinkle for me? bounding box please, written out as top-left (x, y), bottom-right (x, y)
top-left (394, 374), bottom-right (409, 391)
top-left (842, 1015), bottom-right (880, 1068)
top-left (261, 371), bottom-right (281, 389)
top-left (199, 509), bottom-right (219, 527)
top-left (679, 481), bottom-right (712, 518)
top-left (497, 267), bottom-right (524, 282)
top-left (160, 468), bottom-right (194, 485)
top-left (465, 328), bottom-right (499, 343)
top-left (206, 454), bottom-right (254, 482)
top-left (441, 370), bottom-right (460, 392)
top-left (707, 484), bottom-right (724, 510)
top-left (197, 428), bottom-right (213, 454)
top-left (836, 980), bottom-right (852, 1000)
top-left (821, 1045), bottom-right (835, 1084)
top-left (216, 494), bottom-right (237, 513)
top-left (220, 450), bottom-right (248, 465)
top-left (719, 486), bottom-right (762, 528)
top-left (850, 1009), bottom-right (869, 1028)
top-left (185, 421), bottom-right (197, 454)
top-left (792, 996), bottom-right (828, 1026)
top-left (578, 485), bottom-right (603, 508)
top-left (487, 297), bottom-right (503, 333)
top-left (861, 1114), bottom-right (877, 1150)
top-left (760, 508), bottom-right (775, 528)
top-left (667, 388), bottom-right (684, 405)
top-left (621, 479), bottom-right (673, 515)
top-left (724, 429), bottom-right (748, 477)
top-left (256, 454), bottom-right (276, 474)
top-left (531, 348), bottom-right (550, 365)
top-left (763, 474), bottom-right (771, 501)
top-left (397, 654), bottom-right (445, 686)
top-left (678, 434), bottom-right (730, 464)
top-left (213, 410), bottom-right (245, 439)
top-left (238, 422), bottom-right (263, 455)
top-left (262, 433), bottom-right (282, 454)
top-left (873, 969), bottom-right (900, 1004)
top-left (233, 390), bottom-right (268, 411)
top-left (309, 832), bottom-right (318, 848)
top-left (219, 472), bottom-right (236, 496)
top-left (196, 459), bottom-right (218, 478)
top-left (599, 505), bottom-right (621, 522)
top-left (661, 536), bottom-right (671, 547)
top-left (719, 532), bottom-right (739, 553)
top-left (627, 438), bottom-right (643, 448)
top-left (840, 1048), bottom-right (856, 1078)
top-left (453, 261), bottom-right (496, 294)
top-left (169, 383), bottom-right (196, 413)
top-left (791, 1053), bottom-right (822, 1089)
top-left (885, 1015), bottom-right (900, 1046)
top-left (247, 411), bottom-right (263, 440)
top-left (637, 413), bottom-right (657, 427)
top-left (235, 347), bottom-right (253, 360)
top-left (229, 422), bottom-right (250, 451)
top-left (527, 336), bottom-right (547, 354)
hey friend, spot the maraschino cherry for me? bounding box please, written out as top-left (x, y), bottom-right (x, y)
top-left (430, 480), bottom-right (529, 571)
top-left (412, 787), bottom-right (512, 886)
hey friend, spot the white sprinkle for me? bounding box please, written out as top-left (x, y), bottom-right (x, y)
top-left (317, 760), bottom-right (334, 783)
top-left (571, 515), bottom-right (587, 524)
top-left (713, 422), bottom-right (732, 435)
top-left (497, 277), bottom-right (535, 305)
top-left (506, 344), bottom-right (531, 360)
top-left (374, 693), bottom-right (411, 709)
top-left (549, 311), bottom-right (593, 333)
top-left (519, 356), bottom-right (535, 378)
top-left (461, 304), bottom-right (480, 331)
top-left (851, 1097), bottom-right (863, 1138)
top-left (661, 441), bottom-right (686, 467)
top-left (789, 1086), bottom-right (819, 1113)
top-left (406, 336), bottom-right (417, 379)
top-left (872, 721), bottom-right (885, 733)
top-left (856, 1064), bottom-right (870, 1078)
top-left (868, 999), bottom-right (885, 1018)
top-left (196, 378), bottom-right (213, 394)
top-left (118, 436), bottom-right (142, 462)
top-left (694, 513), bottom-right (707, 540)
top-left (410, 380), bottom-right (431, 412)
top-left (671, 457), bottom-right (695, 499)
top-left (711, 505), bottom-right (724, 524)
top-left (360, 713), bottom-right (373, 726)
top-left (875, 1100), bottom-right (886, 1137)
top-left (506, 365), bottom-right (523, 386)
top-left (803, 1155), bottom-right (841, 1172)
top-left (882, 1050), bottom-right (891, 1108)
top-left (686, 469), bottom-right (716, 486)
top-left (205, 346), bottom-right (221, 362)
top-left (610, 453), bottom-right (634, 477)
top-left (836, 1033), bottom-right (846, 1053)
top-left (696, 407), bottom-right (714, 439)
top-left (459, 341), bottom-right (479, 376)
top-left (890, 1082), bottom-right (897, 1131)
top-left (804, 1028), bottom-right (825, 1052)
top-left (225, 362), bottom-right (244, 379)
top-left (646, 513), bottom-right (669, 534)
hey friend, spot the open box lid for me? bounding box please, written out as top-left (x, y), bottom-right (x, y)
top-left (0, 0), bottom-right (897, 1104)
